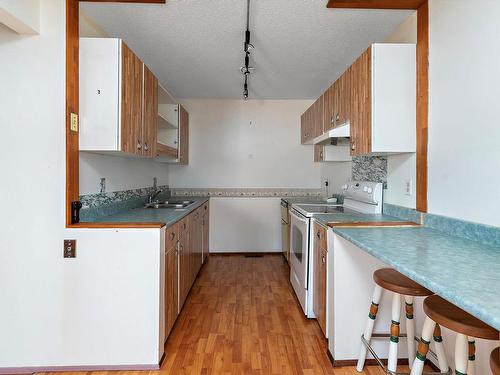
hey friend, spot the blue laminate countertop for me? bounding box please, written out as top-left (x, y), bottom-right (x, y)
top-left (83, 197), bottom-right (209, 228)
top-left (331, 226), bottom-right (500, 330)
top-left (313, 213), bottom-right (404, 227)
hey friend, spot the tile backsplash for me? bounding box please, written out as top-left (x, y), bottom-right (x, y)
top-left (352, 155), bottom-right (387, 184)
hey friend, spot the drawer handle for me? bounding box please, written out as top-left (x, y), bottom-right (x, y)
top-left (317, 231), bottom-right (321, 239)
top-left (170, 232), bottom-right (175, 240)
top-left (137, 141), bottom-right (142, 150)
top-left (322, 256), bottom-right (326, 264)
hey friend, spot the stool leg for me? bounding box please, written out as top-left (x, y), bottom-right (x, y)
top-left (405, 296), bottom-right (415, 369)
top-left (356, 285), bottom-right (384, 372)
top-left (455, 333), bottom-right (468, 375)
top-left (432, 324), bottom-right (449, 372)
top-left (467, 337), bottom-right (476, 375)
top-left (388, 293), bottom-right (402, 372)
top-left (410, 316), bottom-right (436, 375)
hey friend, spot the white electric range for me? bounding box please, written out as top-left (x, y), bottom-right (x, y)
top-left (288, 181), bottom-right (383, 317)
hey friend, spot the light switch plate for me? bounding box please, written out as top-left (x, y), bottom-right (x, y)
top-left (70, 113), bottom-right (78, 132)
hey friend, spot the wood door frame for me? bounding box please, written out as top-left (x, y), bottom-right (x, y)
top-left (65, 0), bottom-right (164, 227)
top-left (327, 0), bottom-right (429, 212)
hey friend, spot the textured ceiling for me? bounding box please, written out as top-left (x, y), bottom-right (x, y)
top-left (81, 0), bottom-right (412, 99)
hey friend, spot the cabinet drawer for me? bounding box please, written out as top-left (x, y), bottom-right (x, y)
top-left (166, 222), bottom-right (179, 250)
top-left (313, 221), bottom-right (327, 251)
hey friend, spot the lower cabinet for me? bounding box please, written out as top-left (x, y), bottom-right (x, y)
top-left (164, 201), bottom-right (210, 341)
top-left (201, 202), bottom-right (209, 263)
top-left (313, 221), bottom-right (328, 336)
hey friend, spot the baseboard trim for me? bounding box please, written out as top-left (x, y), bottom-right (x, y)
top-left (209, 251), bottom-right (282, 256)
top-left (0, 364), bottom-right (160, 374)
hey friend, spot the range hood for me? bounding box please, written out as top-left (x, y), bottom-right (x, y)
top-left (305, 122), bottom-right (350, 146)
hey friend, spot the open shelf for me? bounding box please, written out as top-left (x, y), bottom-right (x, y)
top-left (158, 112), bottom-right (177, 129)
top-left (156, 142), bottom-right (178, 159)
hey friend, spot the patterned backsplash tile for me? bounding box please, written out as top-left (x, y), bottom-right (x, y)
top-left (171, 188), bottom-right (323, 198)
top-left (352, 155), bottom-right (387, 184)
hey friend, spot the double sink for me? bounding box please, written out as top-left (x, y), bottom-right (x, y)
top-left (144, 200), bottom-right (195, 209)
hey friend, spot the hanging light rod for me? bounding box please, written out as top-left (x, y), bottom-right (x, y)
top-left (241, 0), bottom-right (254, 100)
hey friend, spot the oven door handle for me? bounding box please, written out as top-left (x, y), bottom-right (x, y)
top-left (290, 209), bottom-right (308, 224)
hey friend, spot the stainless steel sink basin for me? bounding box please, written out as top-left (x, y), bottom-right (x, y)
top-left (144, 200), bottom-right (195, 209)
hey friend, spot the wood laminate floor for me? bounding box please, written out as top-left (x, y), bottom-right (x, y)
top-left (39, 254), bottom-right (419, 375)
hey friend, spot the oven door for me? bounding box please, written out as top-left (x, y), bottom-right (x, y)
top-left (289, 208), bottom-right (310, 313)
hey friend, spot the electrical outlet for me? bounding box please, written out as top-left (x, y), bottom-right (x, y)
top-left (404, 178), bottom-right (413, 196)
top-left (64, 240), bottom-right (76, 258)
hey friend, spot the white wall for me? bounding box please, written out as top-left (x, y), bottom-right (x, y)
top-left (169, 100), bottom-right (319, 252)
top-left (78, 9), bottom-right (169, 196)
top-left (428, 0), bottom-right (500, 226)
top-left (383, 12), bottom-right (418, 208)
top-left (169, 99), bottom-right (319, 188)
top-left (79, 153), bottom-right (169, 195)
top-left (0, 0), bottom-right (66, 367)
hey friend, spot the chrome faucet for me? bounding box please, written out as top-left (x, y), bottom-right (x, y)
top-left (148, 189), bottom-right (163, 204)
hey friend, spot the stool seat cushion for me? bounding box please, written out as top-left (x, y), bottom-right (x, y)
top-left (491, 347), bottom-right (500, 374)
top-left (424, 295), bottom-right (498, 340)
top-left (373, 268), bottom-right (433, 296)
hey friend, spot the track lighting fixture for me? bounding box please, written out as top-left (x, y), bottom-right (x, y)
top-left (241, 0), bottom-right (254, 100)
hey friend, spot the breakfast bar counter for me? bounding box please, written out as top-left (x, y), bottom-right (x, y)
top-left (329, 225), bottom-right (500, 330)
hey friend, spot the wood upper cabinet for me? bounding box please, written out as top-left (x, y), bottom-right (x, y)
top-left (301, 96), bottom-right (323, 144)
top-left (121, 42), bottom-right (143, 155)
top-left (178, 104), bottom-right (189, 165)
top-left (323, 67), bottom-right (351, 132)
top-left (312, 96), bottom-right (324, 138)
top-left (349, 44), bottom-right (416, 156)
top-left (350, 48), bottom-right (372, 155)
top-left (80, 38), bottom-right (162, 157)
top-left (312, 222), bottom-right (327, 336)
top-left (314, 144), bottom-right (324, 162)
top-left (302, 43), bottom-right (416, 157)
top-left (142, 65), bottom-right (158, 157)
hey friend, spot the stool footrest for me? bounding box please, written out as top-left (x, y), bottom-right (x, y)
top-left (360, 334), bottom-right (452, 375)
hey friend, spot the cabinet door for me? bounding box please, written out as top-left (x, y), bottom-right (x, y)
top-left (179, 105), bottom-right (189, 165)
top-left (202, 203), bottom-right (209, 263)
top-left (312, 96), bottom-right (324, 138)
top-left (350, 47), bottom-right (372, 155)
top-left (143, 65), bottom-right (158, 157)
top-left (314, 144), bottom-right (324, 162)
top-left (323, 81), bottom-right (336, 131)
top-left (165, 246), bottom-right (178, 338)
top-left (334, 68), bottom-right (351, 128)
top-left (121, 41), bottom-right (143, 155)
top-left (301, 111), bottom-right (307, 144)
top-left (178, 217), bottom-right (190, 309)
top-left (313, 223), bottom-right (327, 336)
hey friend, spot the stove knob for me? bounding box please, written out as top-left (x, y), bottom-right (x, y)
top-left (363, 186), bottom-right (368, 192)
top-left (367, 187), bottom-right (373, 194)
top-left (341, 184), bottom-right (348, 190)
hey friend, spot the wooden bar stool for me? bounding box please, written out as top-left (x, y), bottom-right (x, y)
top-left (411, 295), bottom-right (499, 375)
top-left (357, 268), bottom-right (448, 373)
top-left (491, 347), bottom-right (500, 375)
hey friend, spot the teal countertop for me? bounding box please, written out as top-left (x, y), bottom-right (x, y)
top-left (331, 226), bottom-right (500, 330)
top-left (312, 213), bottom-right (404, 227)
top-left (83, 197), bottom-right (209, 228)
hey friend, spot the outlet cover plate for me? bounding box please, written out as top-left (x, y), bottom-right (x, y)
top-left (64, 240), bottom-right (76, 258)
